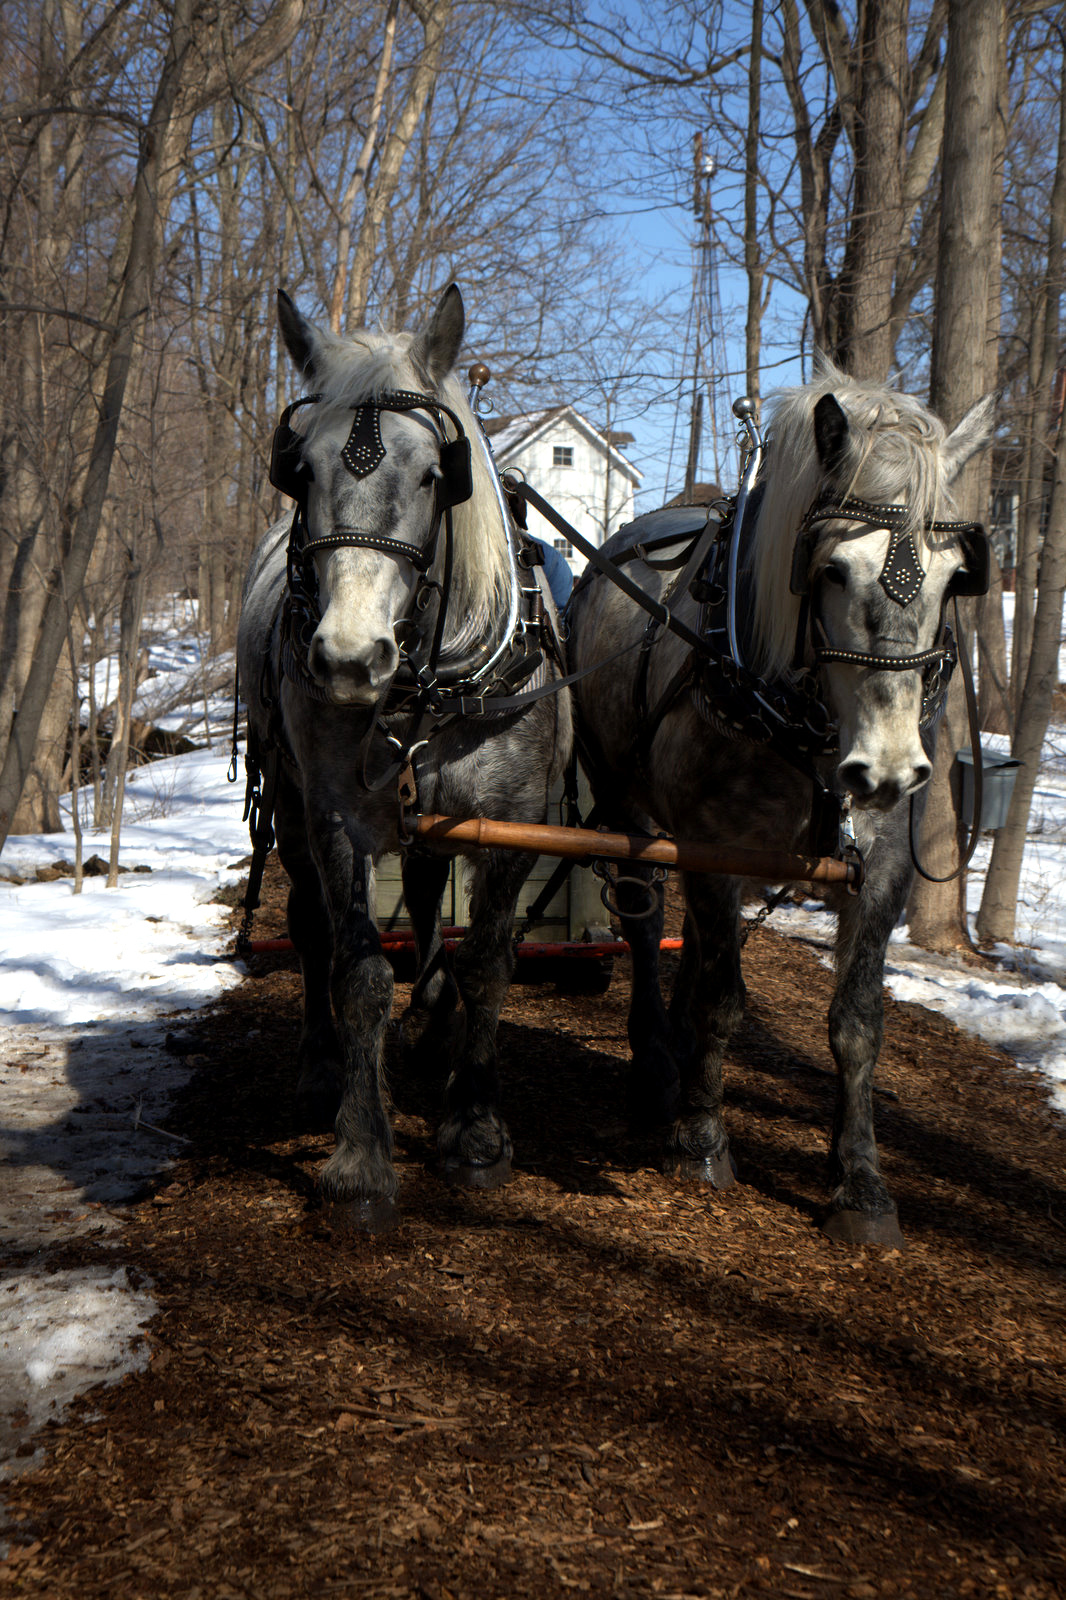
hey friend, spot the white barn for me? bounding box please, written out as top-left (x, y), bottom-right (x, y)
top-left (483, 406), bottom-right (642, 578)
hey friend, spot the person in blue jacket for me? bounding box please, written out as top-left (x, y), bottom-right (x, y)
top-left (504, 482), bottom-right (576, 612)
top-left (529, 534), bottom-right (576, 611)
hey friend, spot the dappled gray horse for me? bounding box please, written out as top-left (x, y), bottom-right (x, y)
top-left (238, 286), bottom-right (570, 1225)
top-left (567, 363), bottom-right (993, 1245)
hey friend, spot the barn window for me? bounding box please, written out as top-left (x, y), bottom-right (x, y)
top-left (552, 445), bottom-right (574, 468)
top-left (553, 537), bottom-right (573, 557)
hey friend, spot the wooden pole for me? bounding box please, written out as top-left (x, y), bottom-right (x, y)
top-left (408, 815), bottom-right (859, 888)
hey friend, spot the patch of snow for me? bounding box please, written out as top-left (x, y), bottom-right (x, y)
top-left (0, 740), bottom-right (246, 1489)
top-left (0, 1266), bottom-right (154, 1481)
top-left (0, 750), bottom-right (248, 1026)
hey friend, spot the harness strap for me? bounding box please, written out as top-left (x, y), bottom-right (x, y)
top-left (301, 531), bottom-right (432, 570)
top-left (451, 638), bottom-right (642, 718)
top-left (909, 598), bottom-right (984, 884)
top-left (236, 739), bottom-right (280, 958)
top-left (512, 482), bottom-right (708, 655)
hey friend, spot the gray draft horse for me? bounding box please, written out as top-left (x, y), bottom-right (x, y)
top-left (567, 363), bottom-right (994, 1245)
top-left (238, 286), bottom-right (571, 1225)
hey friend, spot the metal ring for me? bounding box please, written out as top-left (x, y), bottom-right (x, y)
top-left (592, 860), bottom-right (663, 921)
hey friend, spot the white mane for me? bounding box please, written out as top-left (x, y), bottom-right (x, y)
top-left (300, 324), bottom-right (508, 639)
top-left (746, 357), bottom-right (962, 681)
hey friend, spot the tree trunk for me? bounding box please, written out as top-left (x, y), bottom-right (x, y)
top-left (10, 654), bottom-right (73, 835)
top-left (102, 555), bottom-right (146, 832)
top-left (107, 558), bottom-right (146, 886)
top-left (976, 32), bottom-right (1011, 740)
top-left (1012, 378), bottom-right (1046, 719)
top-left (329, 0), bottom-right (398, 333)
top-left (977, 557), bottom-right (1013, 735)
top-left (833, 0), bottom-right (909, 378)
top-left (977, 441), bottom-right (1066, 943)
top-left (908, 0), bottom-right (1002, 951)
top-left (0, 0), bottom-right (198, 852)
top-left (977, 21), bottom-right (1066, 944)
top-left (744, 0), bottom-right (764, 406)
top-left (346, 2), bottom-right (451, 327)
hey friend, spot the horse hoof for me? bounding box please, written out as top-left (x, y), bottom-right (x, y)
top-left (677, 1151), bottom-right (737, 1188)
top-left (822, 1207), bottom-right (904, 1248)
top-left (320, 1196), bottom-right (398, 1235)
top-left (443, 1153), bottom-right (512, 1191)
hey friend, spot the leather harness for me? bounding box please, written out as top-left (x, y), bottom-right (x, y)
top-left (233, 388), bottom-right (991, 952)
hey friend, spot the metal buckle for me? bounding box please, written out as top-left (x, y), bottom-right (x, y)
top-left (838, 794), bottom-right (865, 894)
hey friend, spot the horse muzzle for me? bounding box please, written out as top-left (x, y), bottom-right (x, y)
top-left (837, 754), bottom-right (932, 811)
top-left (307, 628), bottom-right (400, 705)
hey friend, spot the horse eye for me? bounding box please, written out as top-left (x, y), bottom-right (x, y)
top-left (421, 465), bottom-right (442, 490)
top-left (823, 563), bottom-right (846, 588)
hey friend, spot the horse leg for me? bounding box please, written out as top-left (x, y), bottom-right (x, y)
top-left (436, 847), bottom-right (530, 1188)
top-left (399, 851), bottom-right (459, 1069)
top-left (823, 875), bottom-right (906, 1247)
top-left (309, 813), bottom-right (398, 1222)
top-left (664, 872), bottom-right (742, 1188)
top-left (273, 777), bottom-right (342, 1129)
top-left (614, 865), bottom-right (680, 1124)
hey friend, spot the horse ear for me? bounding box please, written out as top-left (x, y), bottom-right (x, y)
top-left (277, 288), bottom-right (321, 379)
top-left (942, 393), bottom-right (996, 483)
top-left (412, 283), bottom-right (465, 386)
top-left (813, 393), bottom-right (852, 480)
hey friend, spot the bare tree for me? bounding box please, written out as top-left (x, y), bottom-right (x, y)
top-left (744, 0), bottom-right (765, 404)
top-left (976, 14), bottom-right (1066, 946)
top-left (831, 0), bottom-right (909, 378)
top-left (0, 0), bottom-right (305, 851)
top-left (907, 0), bottom-right (1004, 953)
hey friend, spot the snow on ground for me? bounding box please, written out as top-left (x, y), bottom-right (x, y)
top-left (2, 610), bottom-right (1066, 1494)
top-left (0, 658), bottom-right (249, 1498)
top-left (0, 750), bottom-right (248, 1026)
top-left (0, 1266), bottom-right (155, 1486)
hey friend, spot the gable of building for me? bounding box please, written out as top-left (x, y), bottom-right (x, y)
top-left (484, 405), bottom-right (642, 485)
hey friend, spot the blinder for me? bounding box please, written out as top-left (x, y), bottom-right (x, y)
top-left (437, 436), bottom-right (473, 510)
top-left (789, 497), bottom-right (991, 605)
top-left (269, 395), bottom-right (320, 501)
top-left (269, 388), bottom-right (474, 513)
top-left (947, 520), bottom-right (991, 597)
top-left (784, 497), bottom-right (991, 731)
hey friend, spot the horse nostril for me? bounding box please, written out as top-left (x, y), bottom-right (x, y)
top-left (366, 636), bottom-right (399, 686)
top-left (912, 761), bottom-right (932, 790)
top-left (308, 634), bottom-right (329, 680)
top-left (838, 760), bottom-right (876, 797)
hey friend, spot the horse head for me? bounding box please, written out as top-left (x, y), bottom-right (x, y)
top-left (751, 368), bottom-right (995, 812)
top-left (273, 285), bottom-right (472, 706)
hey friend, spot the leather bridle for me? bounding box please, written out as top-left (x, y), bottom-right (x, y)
top-left (786, 493), bottom-right (991, 881)
top-left (791, 495), bottom-right (989, 683)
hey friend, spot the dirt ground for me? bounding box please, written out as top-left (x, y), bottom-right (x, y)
top-left (2, 857), bottom-right (1065, 1600)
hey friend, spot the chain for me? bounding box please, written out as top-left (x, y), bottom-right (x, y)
top-left (738, 884), bottom-right (793, 948)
